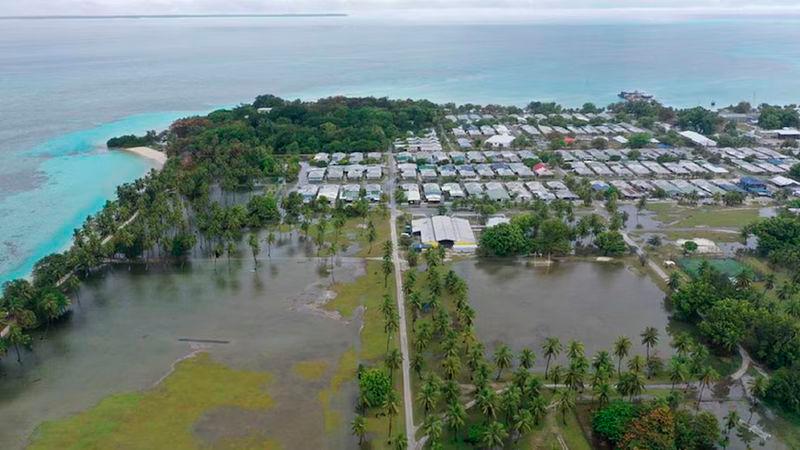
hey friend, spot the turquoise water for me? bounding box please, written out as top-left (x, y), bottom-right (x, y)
top-left (0, 112), bottom-right (202, 283)
top-left (3, 16), bottom-right (800, 281)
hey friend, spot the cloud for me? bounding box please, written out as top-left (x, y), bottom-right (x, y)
top-left (4, 0), bottom-right (800, 18)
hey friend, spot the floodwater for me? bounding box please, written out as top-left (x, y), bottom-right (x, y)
top-left (0, 234), bottom-right (361, 449)
top-left (454, 259), bottom-right (673, 364)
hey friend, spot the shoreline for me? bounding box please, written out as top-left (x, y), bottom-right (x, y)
top-left (121, 146), bottom-right (167, 168)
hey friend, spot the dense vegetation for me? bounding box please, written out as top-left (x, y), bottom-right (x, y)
top-left (0, 95), bottom-right (437, 367)
top-left (106, 130), bottom-right (159, 148)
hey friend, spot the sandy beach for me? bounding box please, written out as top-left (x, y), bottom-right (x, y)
top-left (123, 146), bottom-right (167, 168)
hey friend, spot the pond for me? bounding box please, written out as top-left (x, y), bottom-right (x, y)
top-left (453, 258), bottom-right (673, 365)
top-left (0, 234), bottom-right (361, 449)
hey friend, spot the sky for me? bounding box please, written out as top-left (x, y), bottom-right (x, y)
top-left (4, 0), bottom-right (800, 18)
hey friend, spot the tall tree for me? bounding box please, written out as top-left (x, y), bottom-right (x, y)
top-left (542, 337), bottom-right (562, 380)
top-left (613, 336), bottom-right (632, 377)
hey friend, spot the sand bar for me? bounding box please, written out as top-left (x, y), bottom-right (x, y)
top-left (123, 146), bottom-right (167, 168)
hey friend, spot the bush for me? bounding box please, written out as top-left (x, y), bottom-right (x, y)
top-left (592, 401), bottom-right (638, 443)
top-left (358, 368), bottom-right (391, 408)
top-left (765, 364), bottom-right (800, 414)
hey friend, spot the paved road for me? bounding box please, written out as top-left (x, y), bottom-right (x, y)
top-left (388, 155), bottom-right (416, 448)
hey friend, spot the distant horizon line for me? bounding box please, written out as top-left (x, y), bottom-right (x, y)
top-left (0, 13), bottom-right (348, 20)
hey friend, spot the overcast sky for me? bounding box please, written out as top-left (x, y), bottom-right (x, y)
top-left (5, 0), bottom-right (800, 17)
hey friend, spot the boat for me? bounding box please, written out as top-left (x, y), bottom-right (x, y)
top-left (618, 90), bottom-right (654, 102)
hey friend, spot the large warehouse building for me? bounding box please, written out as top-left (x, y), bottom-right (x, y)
top-left (411, 215), bottom-right (477, 252)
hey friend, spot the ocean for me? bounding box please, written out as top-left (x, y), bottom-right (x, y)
top-left (2, 15), bottom-right (800, 282)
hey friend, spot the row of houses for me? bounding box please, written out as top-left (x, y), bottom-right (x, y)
top-left (395, 149), bottom-right (538, 165)
top-left (393, 130), bottom-right (442, 152)
top-left (399, 180), bottom-right (577, 204)
top-left (570, 159), bottom-right (729, 178)
top-left (312, 151), bottom-right (383, 165)
top-left (307, 165), bottom-right (383, 182)
top-left (396, 162), bottom-right (552, 181)
top-left (296, 184), bottom-right (383, 203)
top-left (557, 147), bottom-right (691, 162)
top-left (519, 122), bottom-right (646, 137)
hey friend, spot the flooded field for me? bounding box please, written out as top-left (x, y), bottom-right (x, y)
top-left (0, 235), bottom-right (361, 449)
top-left (454, 258), bottom-right (673, 364)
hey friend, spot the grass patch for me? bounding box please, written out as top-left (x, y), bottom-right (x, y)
top-left (646, 204), bottom-right (759, 229)
top-left (29, 353), bottom-right (274, 450)
top-left (292, 360), bottom-right (329, 381)
top-left (678, 257), bottom-right (750, 279)
top-left (660, 230), bottom-right (742, 243)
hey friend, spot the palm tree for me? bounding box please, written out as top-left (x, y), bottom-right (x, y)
top-left (422, 415), bottom-right (443, 447)
top-left (567, 340), bottom-right (585, 361)
top-left (248, 233), bottom-right (260, 268)
top-left (668, 357), bottom-right (688, 391)
top-left (613, 336), bottom-right (632, 377)
top-left (391, 433), bottom-right (407, 450)
top-left (556, 389), bottom-right (576, 425)
top-left (697, 366), bottom-right (719, 409)
top-left (476, 387), bottom-right (498, 419)
top-left (480, 421), bottom-right (508, 449)
top-left (671, 332), bottom-right (693, 357)
top-left (408, 292), bottom-right (423, 326)
top-left (500, 387), bottom-right (521, 424)
top-left (668, 271), bottom-right (681, 291)
top-left (382, 255), bottom-right (393, 288)
top-left (411, 353), bottom-right (425, 380)
top-left (7, 324), bottom-right (31, 363)
top-left (512, 409), bottom-right (534, 444)
top-left (442, 355), bottom-right (461, 380)
top-left (266, 229), bottom-right (275, 258)
top-left (724, 409), bottom-right (740, 438)
top-left (542, 337), bottom-right (562, 379)
top-left (445, 401), bottom-right (466, 442)
top-left (493, 344), bottom-right (513, 381)
top-left (763, 273), bottom-right (776, 293)
top-left (383, 388), bottom-right (400, 438)
top-left (384, 311), bottom-right (399, 352)
top-left (747, 375), bottom-right (767, 424)
top-left (549, 365), bottom-right (564, 389)
top-left (385, 349), bottom-right (402, 383)
top-left (594, 382), bottom-right (612, 407)
top-left (418, 377), bottom-right (440, 417)
top-left (367, 220), bottom-right (377, 253)
top-left (530, 396), bottom-right (547, 425)
top-left (640, 326), bottom-right (659, 361)
top-left (351, 414), bottom-right (367, 446)
top-left (627, 355), bottom-right (646, 374)
top-left (519, 348), bottom-right (535, 370)
top-left (617, 371), bottom-right (645, 402)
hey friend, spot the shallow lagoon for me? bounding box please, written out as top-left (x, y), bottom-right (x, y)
top-left (454, 258), bottom-right (673, 364)
top-left (0, 236), bottom-right (361, 449)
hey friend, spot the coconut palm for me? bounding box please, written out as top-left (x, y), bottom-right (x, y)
top-left (367, 220), bottom-right (377, 253)
top-left (594, 382), bottom-right (612, 407)
top-left (549, 365), bottom-right (564, 389)
top-left (391, 433), bottom-right (407, 450)
top-left (351, 414), bottom-right (367, 446)
top-left (512, 409), bottom-right (534, 444)
top-left (668, 357), bottom-right (688, 391)
top-left (442, 355), bottom-right (462, 380)
top-left (724, 409), bottom-right (741, 438)
top-left (542, 337), bottom-right (562, 380)
top-left (266, 229), bottom-right (275, 257)
top-left (493, 344), bottom-right (513, 381)
top-left (248, 233), bottom-right (260, 268)
top-left (411, 353), bottom-right (425, 380)
top-left (613, 336), bottom-right (632, 377)
top-left (385, 348), bottom-right (402, 383)
top-left (418, 378), bottom-right (440, 417)
top-left (530, 396), bottom-right (547, 425)
top-left (384, 311), bottom-right (399, 352)
top-left (747, 375), bottom-right (767, 423)
top-left (383, 388), bottom-right (400, 437)
top-left (500, 386), bottom-right (522, 424)
top-left (445, 401), bottom-right (467, 442)
top-left (480, 421), bottom-right (508, 449)
top-left (619, 371), bottom-right (646, 402)
top-left (640, 326), bottom-right (659, 361)
top-left (592, 350), bottom-right (613, 374)
top-left (627, 355), bottom-right (646, 374)
top-left (671, 332), bottom-right (693, 357)
top-left (556, 389), bottom-right (576, 425)
top-left (7, 324), bottom-right (31, 363)
top-left (519, 348), bottom-right (535, 370)
top-left (423, 415), bottom-right (443, 446)
top-left (476, 387), bottom-right (498, 420)
top-left (697, 366), bottom-right (719, 409)
top-left (567, 340), bottom-right (585, 361)
top-left (668, 271), bottom-right (681, 291)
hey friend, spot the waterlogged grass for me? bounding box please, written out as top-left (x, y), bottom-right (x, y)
top-left (292, 359), bottom-right (329, 381)
top-left (28, 353), bottom-right (274, 450)
top-left (318, 348), bottom-right (358, 434)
